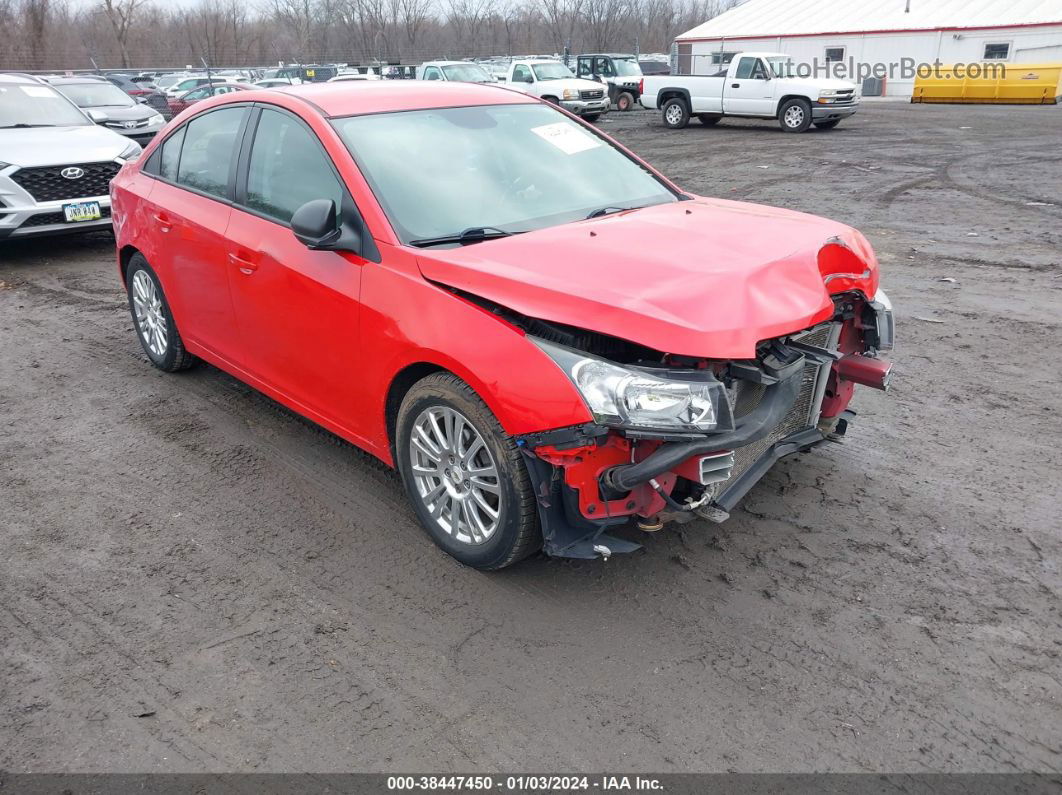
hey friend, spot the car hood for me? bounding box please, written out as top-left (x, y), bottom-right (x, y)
top-left (538, 77), bottom-right (606, 93)
top-left (416, 198), bottom-right (879, 359)
top-left (0, 125), bottom-right (129, 167)
top-left (783, 76), bottom-right (858, 93)
top-left (91, 104), bottom-right (155, 122)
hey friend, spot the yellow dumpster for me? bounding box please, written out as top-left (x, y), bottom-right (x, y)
top-left (911, 62), bottom-right (1062, 105)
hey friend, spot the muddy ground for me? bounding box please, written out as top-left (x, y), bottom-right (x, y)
top-left (1, 102), bottom-right (1059, 774)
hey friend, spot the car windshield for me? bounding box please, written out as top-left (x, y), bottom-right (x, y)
top-left (58, 82), bottom-right (136, 108)
top-left (156, 74), bottom-right (184, 89)
top-left (613, 58), bottom-right (642, 76)
top-left (767, 56), bottom-right (796, 78)
top-left (442, 64), bottom-right (492, 82)
top-left (333, 103), bottom-right (676, 243)
top-left (532, 63), bottom-right (574, 81)
top-left (0, 83), bottom-right (89, 127)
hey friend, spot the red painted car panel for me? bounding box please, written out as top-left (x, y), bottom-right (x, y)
top-left (416, 198), bottom-right (879, 360)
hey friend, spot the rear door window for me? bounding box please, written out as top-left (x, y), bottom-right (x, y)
top-left (159, 126), bottom-right (186, 181)
top-left (175, 107), bottom-right (245, 199)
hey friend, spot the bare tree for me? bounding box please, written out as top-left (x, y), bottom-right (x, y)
top-left (99, 0), bottom-right (151, 67)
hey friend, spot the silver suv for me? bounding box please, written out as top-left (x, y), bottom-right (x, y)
top-left (0, 73), bottom-right (141, 240)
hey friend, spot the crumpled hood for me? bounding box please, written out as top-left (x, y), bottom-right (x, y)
top-left (0, 125), bottom-right (129, 167)
top-left (416, 198), bottom-right (879, 359)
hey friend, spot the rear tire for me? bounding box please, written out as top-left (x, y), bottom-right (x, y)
top-left (697, 114), bottom-right (720, 126)
top-left (617, 91), bottom-right (635, 111)
top-left (661, 98), bottom-right (690, 129)
top-left (396, 373), bottom-right (541, 570)
top-left (814, 119), bottom-right (841, 129)
top-left (125, 253), bottom-right (196, 372)
top-left (779, 98), bottom-right (813, 132)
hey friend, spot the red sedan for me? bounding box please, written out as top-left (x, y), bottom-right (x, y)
top-left (166, 82), bottom-right (251, 115)
top-left (111, 82), bottom-right (893, 569)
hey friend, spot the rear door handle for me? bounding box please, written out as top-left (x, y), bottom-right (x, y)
top-left (154, 212), bottom-right (173, 232)
top-left (228, 252), bottom-right (258, 274)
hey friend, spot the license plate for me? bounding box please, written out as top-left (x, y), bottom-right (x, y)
top-left (63, 201), bottom-right (102, 223)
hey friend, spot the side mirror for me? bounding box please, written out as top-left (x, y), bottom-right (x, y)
top-left (291, 198), bottom-right (363, 253)
top-left (86, 108), bottom-right (108, 124)
top-left (136, 96), bottom-right (148, 104)
top-left (523, 75), bottom-right (533, 83)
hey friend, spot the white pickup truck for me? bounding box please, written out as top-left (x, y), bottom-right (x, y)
top-left (504, 60), bottom-right (611, 121)
top-left (640, 52), bottom-right (859, 132)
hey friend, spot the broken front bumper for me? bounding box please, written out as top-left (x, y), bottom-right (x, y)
top-left (517, 320), bottom-right (889, 560)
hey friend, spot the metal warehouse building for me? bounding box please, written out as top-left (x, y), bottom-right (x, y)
top-left (674, 0), bottom-right (1062, 98)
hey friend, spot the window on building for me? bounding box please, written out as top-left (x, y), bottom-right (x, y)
top-left (824, 47), bottom-right (845, 62)
top-left (983, 43), bottom-right (1010, 60)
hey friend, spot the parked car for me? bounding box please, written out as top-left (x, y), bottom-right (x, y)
top-left (504, 59), bottom-right (610, 120)
top-left (0, 73), bottom-right (140, 240)
top-left (162, 76), bottom-right (238, 99)
top-left (638, 59), bottom-right (671, 76)
top-left (104, 72), bottom-right (172, 119)
top-left (256, 78), bottom-right (304, 88)
top-left (110, 81), bottom-right (893, 569)
top-left (641, 51), bottom-right (860, 132)
top-left (269, 65), bottom-right (339, 83)
top-left (327, 72), bottom-right (381, 82)
top-left (46, 75), bottom-right (165, 146)
top-left (575, 53), bottom-right (642, 110)
top-left (416, 61), bottom-right (495, 83)
top-left (167, 82), bottom-right (252, 115)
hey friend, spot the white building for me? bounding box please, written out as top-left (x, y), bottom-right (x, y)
top-left (674, 0), bottom-right (1062, 97)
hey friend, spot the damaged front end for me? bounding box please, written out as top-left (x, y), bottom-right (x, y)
top-left (514, 291), bottom-right (894, 560)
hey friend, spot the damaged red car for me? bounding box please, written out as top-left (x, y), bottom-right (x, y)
top-left (111, 81), bottom-right (894, 569)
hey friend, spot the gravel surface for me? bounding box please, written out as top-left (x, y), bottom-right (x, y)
top-left (1, 101), bottom-right (1059, 773)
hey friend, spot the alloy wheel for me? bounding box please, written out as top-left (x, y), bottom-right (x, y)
top-left (408, 406), bottom-right (502, 545)
top-left (784, 105), bottom-right (805, 128)
top-left (131, 269), bottom-right (168, 357)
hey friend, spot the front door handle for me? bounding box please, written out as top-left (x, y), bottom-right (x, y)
top-left (731, 82), bottom-right (740, 88)
top-left (154, 212), bottom-right (173, 232)
top-left (228, 252), bottom-right (258, 274)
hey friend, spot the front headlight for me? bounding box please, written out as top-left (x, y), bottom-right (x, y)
top-left (562, 88), bottom-right (579, 101)
top-left (117, 141), bottom-right (142, 162)
top-left (533, 338), bottom-right (726, 433)
top-left (146, 113), bottom-right (164, 126)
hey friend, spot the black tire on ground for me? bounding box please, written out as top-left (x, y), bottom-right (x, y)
top-left (814, 119), bottom-right (841, 129)
top-left (583, 113), bottom-right (601, 122)
top-left (542, 95), bottom-right (560, 105)
top-left (617, 91), bottom-right (635, 111)
top-left (661, 97), bottom-right (690, 129)
top-left (697, 114), bottom-right (721, 126)
top-left (778, 98), bottom-right (813, 133)
top-left (125, 253), bottom-right (197, 372)
top-left (395, 373), bottom-right (541, 570)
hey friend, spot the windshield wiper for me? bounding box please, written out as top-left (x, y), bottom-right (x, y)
top-left (409, 226), bottom-right (520, 248)
top-left (585, 205), bottom-right (640, 219)
top-left (0, 123), bottom-right (57, 128)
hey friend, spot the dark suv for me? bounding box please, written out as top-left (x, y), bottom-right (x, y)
top-left (105, 73), bottom-right (172, 119)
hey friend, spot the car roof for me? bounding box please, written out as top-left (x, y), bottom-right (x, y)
top-left (0, 73), bottom-right (45, 85)
top-left (46, 75), bottom-right (111, 84)
top-left (269, 80), bottom-right (532, 117)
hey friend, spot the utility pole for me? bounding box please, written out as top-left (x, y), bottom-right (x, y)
top-left (201, 56), bottom-right (212, 87)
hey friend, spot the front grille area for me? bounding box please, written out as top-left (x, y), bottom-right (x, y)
top-left (716, 323), bottom-right (837, 493)
top-left (10, 161), bottom-right (120, 203)
top-left (19, 206), bottom-right (111, 228)
top-left (580, 89), bottom-right (605, 100)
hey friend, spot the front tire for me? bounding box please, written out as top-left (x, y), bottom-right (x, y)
top-left (125, 254), bottom-right (196, 372)
top-left (396, 373), bottom-right (541, 570)
top-left (779, 98), bottom-right (813, 132)
top-left (661, 98), bottom-right (690, 129)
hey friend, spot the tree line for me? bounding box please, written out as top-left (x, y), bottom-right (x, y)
top-left (0, 0), bottom-right (738, 71)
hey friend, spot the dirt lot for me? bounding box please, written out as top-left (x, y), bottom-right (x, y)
top-left (1, 102), bottom-right (1060, 774)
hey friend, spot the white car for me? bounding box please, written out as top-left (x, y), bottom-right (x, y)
top-left (255, 78), bottom-right (303, 88)
top-left (162, 76), bottom-right (239, 98)
top-left (416, 61), bottom-right (495, 83)
top-left (0, 73), bottom-right (140, 240)
top-left (504, 60), bottom-right (610, 120)
top-left (327, 72), bottom-right (381, 82)
top-left (640, 51), bottom-right (859, 132)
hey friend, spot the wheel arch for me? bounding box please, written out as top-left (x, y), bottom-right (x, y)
top-left (118, 244), bottom-right (142, 286)
top-left (385, 361), bottom-right (448, 461)
top-left (657, 87), bottom-right (692, 108)
top-left (776, 94), bottom-right (812, 118)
